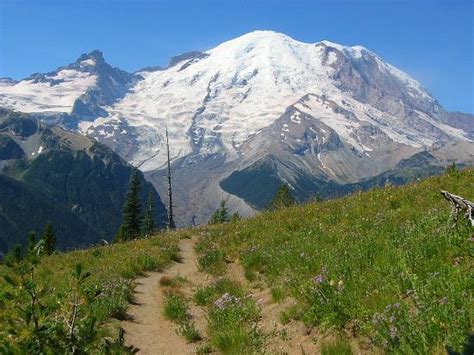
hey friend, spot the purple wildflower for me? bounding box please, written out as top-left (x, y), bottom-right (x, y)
top-left (213, 293), bottom-right (240, 309)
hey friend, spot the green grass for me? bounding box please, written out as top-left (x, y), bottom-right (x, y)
top-left (0, 230), bottom-right (183, 350)
top-left (270, 286), bottom-right (286, 303)
top-left (321, 338), bottom-right (353, 355)
top-left (163, 292), bottom-right (189, 323)
top-left (193, 278), bottom-right (244, 306)
top-left (161, 277), bottom-right (202, 344)
top-left (196, 168), bottom-right (474, 353)
top-left (196, 248), bottom-right (227, 276)
top-left (207, 295), bottom-right (264, 353)
top-left (178, 321), bottom-right (202, 343)
top-left (192, 277), bottom-right (264, 353)
top-left (196, 343), bottom-right (214, 354)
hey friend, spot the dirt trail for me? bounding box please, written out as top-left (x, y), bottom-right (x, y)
top-left (121, 236), bottom-right (205, 354)
top-left (227, 261), bottom-right (320, 354)
top-left (121, 237), bottom-right (370, 354)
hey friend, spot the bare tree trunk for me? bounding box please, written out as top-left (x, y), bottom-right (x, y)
top-left (166, 128), bottom-right (176, 229)
top-left (441, 190), bottom-right (474, 227)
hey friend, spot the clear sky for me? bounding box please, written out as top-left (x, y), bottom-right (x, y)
top-left (0, 0), bottom-right (472, 113)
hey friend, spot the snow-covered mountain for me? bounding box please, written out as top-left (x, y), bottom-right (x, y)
top-left (0, 50), bottom-right (137, 118)
top-left (1, 31), bottom-right (472, 224)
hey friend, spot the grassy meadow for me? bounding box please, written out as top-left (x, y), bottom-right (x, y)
top-left (0, 229), bottom-right (186, 352)
top-left (196, 168), bottom-right (474, 353)
top-left (1, 168), bottom-right (472, 353)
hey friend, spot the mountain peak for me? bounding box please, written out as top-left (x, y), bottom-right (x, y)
top-left (76, 50), bottom-right (105, 66)
top-left (210, 31), bottom-right (375, 63)
top-left (238, 30), bottom-right (291, 38)
top-left (207, 30), bottom-right (300, 51)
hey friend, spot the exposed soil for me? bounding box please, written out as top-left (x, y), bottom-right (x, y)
top-left (121, 236), bottom-right (205, 354)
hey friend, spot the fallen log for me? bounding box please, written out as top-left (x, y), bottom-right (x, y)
top-left (441, 190), bottom-right (474, 227)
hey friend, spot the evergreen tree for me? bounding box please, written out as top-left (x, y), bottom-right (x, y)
top-left (6, 244), bottom-right (22, 263)
top-left (115, 169), bottom-right (142, 242)
top-left (41, 222), bottom-right (56, 255)
top-left (27, 231), bottom-right (36, 257)
top-left (141, 191), bottom-right (155, 237)
top-left (210, 200), bottom-right (230, 224)
top-left (267, 184), bottom-right (296, 210)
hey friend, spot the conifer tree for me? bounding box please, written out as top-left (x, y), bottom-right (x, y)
top-left (141, 191), bottom-right (155, 237)
top-left (210, 200), bottom-right (230, 224)
top-left (115, 169), bottom-right (142, 242)
top-left (27, 231), bottom-right (36, 257)
top-left (41, 222), bottom-right (56, 255)
top-left (267, 184), bottom-right (296, 210)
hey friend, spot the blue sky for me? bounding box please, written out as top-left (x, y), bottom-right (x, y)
top-left (0, 0), bottom-right (472, 113)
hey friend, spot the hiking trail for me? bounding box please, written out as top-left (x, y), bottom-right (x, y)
top-left (121, 236), bottom-right (205, 354)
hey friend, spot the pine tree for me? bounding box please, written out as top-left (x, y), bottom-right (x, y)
top-left (27, 231), bottom-right (36, 257)
top-left (267, 184), bottom-right (296, 210)
top-left (115, 169), bottom-right (142, 242)
top-left (210, 200), bottom-right (230, 224)
top-left (41, 222), bottom-right (56, 255)
top-left (141, 191), bottom-right (155, 237)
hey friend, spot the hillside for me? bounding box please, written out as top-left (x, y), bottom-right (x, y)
top-left (1, 168), bottom-right (472, 353)
top-left (196, 167), bottom-right (474, 353)
top-left (0, 173), bottom-right (98, 255)
top-left (0, 230), bottom-right (184, 353)
top-left (0, 108), bottom-right (168, 255)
